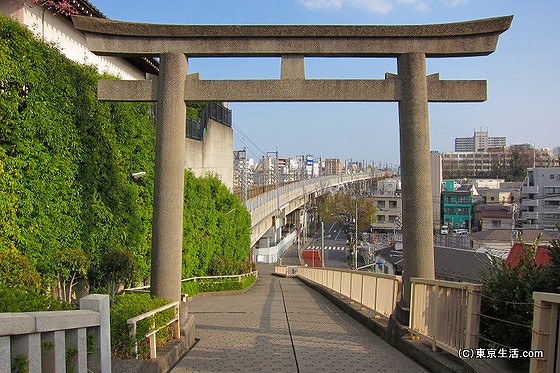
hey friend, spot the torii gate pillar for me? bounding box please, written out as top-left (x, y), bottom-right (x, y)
top-left (398, 53), bottom-right (434, 310)
top-left (150, 53), bottom-right (187, 301)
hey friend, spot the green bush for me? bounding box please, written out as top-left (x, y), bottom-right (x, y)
top-left (480, 236), bottom-right (560, 366)
top-left (0, 16), bottom-right (252, 294)
top-left (0, 248), bottom-right (42, 291)
top-left (209, 255), bottom-right (251, 276)
top-left (110, 293), bottom-right (175, 359)
top-left (181, 281), bottom-right (199, 297)
top-left (0, 288), bottom-right (74, 312)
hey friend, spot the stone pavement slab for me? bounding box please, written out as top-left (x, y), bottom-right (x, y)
top-left (171, 267), bottom-right (428, 373)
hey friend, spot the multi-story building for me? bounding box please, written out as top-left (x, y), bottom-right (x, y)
top-left (324, 158), bottom-right (342, 175)
top-left (441, 146), bottom-right (559, 179)
top-left (455, 130), bottom-right (507, 152)
top-left (370, 178), bottom-right (401, 232)
top-left (520, 167), bottom-right (560, 230)
top-left (431, 152), bottom-right (443, 230)
top-left (441, 181), bottom-right (476, 230)
top-left (476, 204), bottom-right (516, 231)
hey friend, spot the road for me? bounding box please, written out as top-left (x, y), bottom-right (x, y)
top-left (280, 222), bottom-right (351, 269)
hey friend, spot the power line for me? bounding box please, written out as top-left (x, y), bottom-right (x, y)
top-left (233, 124), bottom-right (266, 156)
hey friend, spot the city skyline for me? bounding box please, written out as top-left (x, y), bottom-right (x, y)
top-left (92, 0), bottom-right (559, 164)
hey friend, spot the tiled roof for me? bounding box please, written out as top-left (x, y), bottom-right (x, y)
top-left (61, 0), bottom-right (159, 75)
top-left (470, 229), bottom-right (557, 243)
top-left (375, 244), bottom-right (492, 283)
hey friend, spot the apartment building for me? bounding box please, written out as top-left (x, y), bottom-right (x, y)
top-left (520, 167), bottom-right (560, 230)
top-left (455, 130), bottom-right (507, 152)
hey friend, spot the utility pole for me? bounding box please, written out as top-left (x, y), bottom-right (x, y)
top-left (354, 200), bottom-right (358, 270)
top-left (242, 147), bottom-right (248, 204)
top-left (321, 221), bottom-right (325, 268)
top-left (275, 148), bottom-right (280, 211)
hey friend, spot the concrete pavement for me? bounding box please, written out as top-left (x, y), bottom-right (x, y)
top-left (171, 265), bottom-right (427, 373)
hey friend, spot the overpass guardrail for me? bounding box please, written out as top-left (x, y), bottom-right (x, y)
top-left (409, 277), bottom-right (481, 357)
top-left (274, 265), bottom-right (401, 318)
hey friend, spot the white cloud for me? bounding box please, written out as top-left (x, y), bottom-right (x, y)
top-left (299, 0), bottom-right (468, 14)
top-left (300, 0), bottom-right (394, 14)
top-left (299, 0), bottom-right (343, 10)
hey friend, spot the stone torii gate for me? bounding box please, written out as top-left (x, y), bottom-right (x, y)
top-left (72, 15), bottom-right (512, 315)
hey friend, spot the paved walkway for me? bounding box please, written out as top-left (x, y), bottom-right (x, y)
top-left (172, 265), bottom-right (427, 373)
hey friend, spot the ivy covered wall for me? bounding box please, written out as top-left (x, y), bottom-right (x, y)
top-left (0, 15), bottom-right (250, 293)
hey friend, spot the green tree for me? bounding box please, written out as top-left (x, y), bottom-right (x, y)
top-left (54, 247), bottom-right (90, 303)
top-left (480, 235), bottom-right (560, 365)
top-left (318, 191), bottom-right (376, 235)
top-left (101, 250), bottom-right (137, 303)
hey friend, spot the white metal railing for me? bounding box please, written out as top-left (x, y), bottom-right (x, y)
top-left (409, 278), bottom-right (481, 357)
top-left (276, 266), bottom-right (401, 318)
top-left (127, 301), bottom-right (180, 359)
top-left (254, 231), bottom-right (297, 264)
top-left (530, 292), bottom-right (560, 373)
top-left (125, 270), bottom-right (259, 298)
top-left (0, 294), bottom-right (111, 373)
top-left (181, 271), bottom-right (259, 297)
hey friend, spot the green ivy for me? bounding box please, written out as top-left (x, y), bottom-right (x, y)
top-left (182, 171), bottom-right (251, 277)
top-left (0, 15), bottom-right (155, 288)
top-left (0, 15), bottom-right (252, 297)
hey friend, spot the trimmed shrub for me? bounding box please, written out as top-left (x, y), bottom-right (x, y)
top-left (110, 293), bottom-right (174, 359)
top-left (209, 255), bottom-right (251, 276)
top-left (0, 288), bottom-right (74, 312)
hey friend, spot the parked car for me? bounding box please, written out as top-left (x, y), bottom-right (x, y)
top-left (452, 228), bottom-right (469, 236)
top-left (440, 225), bottom-right (449, 235)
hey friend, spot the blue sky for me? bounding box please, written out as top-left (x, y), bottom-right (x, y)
top-left (92, 0), bottom-right (559, 165)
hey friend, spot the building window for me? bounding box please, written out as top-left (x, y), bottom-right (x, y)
top-left (377, 215), bottom-right (385, 222)
top-left (388, 215), bottom-right (398, 223)
top-left (551, 174), bottom-right (555, 179)
top-left (389, 201), bottom-right (398, 209)
top-left (377, 201), bottom-right (386, 209)
top-left (545, 200), bottom-right (560, 207)
top-left (491, 220), bottom-right (502, 228)
top-left (545, 187), bottom-right (560, 195)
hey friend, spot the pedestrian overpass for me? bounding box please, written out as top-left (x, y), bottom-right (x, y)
top-left (245, 173), bottom-right (373, 262)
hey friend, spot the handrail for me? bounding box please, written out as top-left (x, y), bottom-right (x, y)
top-left (181, 270), bottom-right (259, 283)
top-left (276, 266), bottom-right (401, 318)
top-left (530, 292), bottom-right (560, 372)
top-left (127, 301), bottom-right (180, 359)
top-left (0, 294), bottom-right (111, 373)
top-left (124, 270), bottom-right (259, 293)
top-left (409, 277), bottom-right (481, 357)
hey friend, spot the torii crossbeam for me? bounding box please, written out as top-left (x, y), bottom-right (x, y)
top-left (73, 16), bottom-right (512, 320)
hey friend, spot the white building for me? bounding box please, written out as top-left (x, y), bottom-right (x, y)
top-left (1, 0), bottom-right (158, 79)
top-left (520, 167), bottom-right (560, 230)
top-left (455, 130), bottom-right (507, 152)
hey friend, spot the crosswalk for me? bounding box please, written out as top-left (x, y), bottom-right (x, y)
top-left (308, 246), bottom-right (347, 251)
